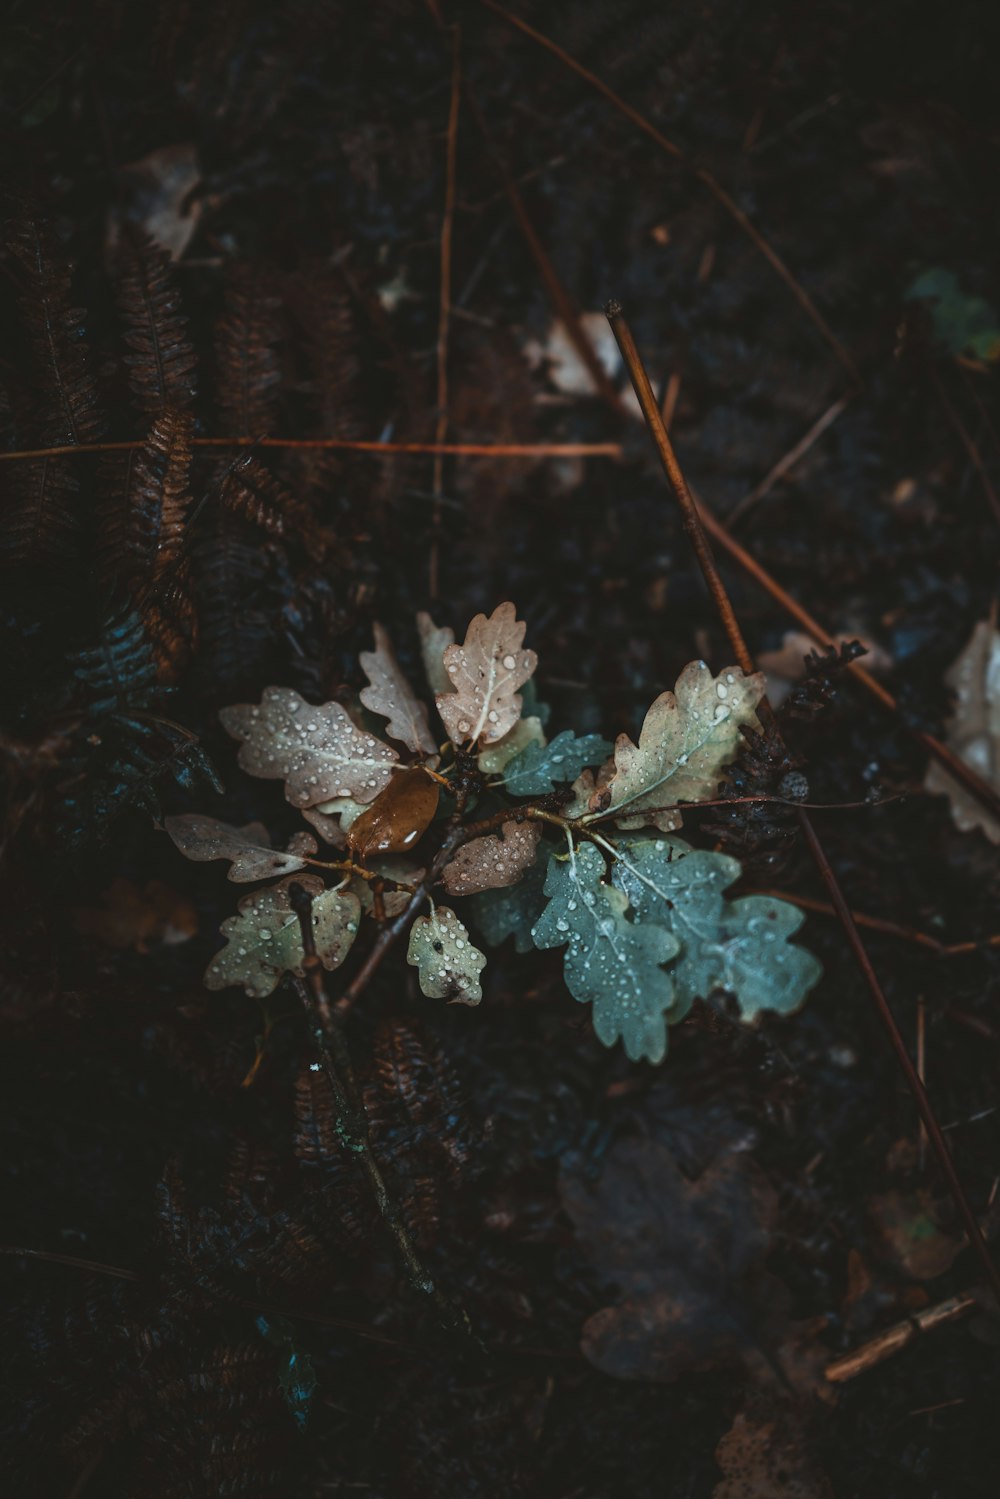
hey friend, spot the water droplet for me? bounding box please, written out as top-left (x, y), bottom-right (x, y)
top-left (502, 654), bottom-right (516, 670)
top-left (487, 710), bottom-right (499, 724)
top-left (457, 720), bottom-right (470, 735)
top-left (716, 682), bottom-right (728, 699)
top-left (556, 918), bottom-right (569, 932)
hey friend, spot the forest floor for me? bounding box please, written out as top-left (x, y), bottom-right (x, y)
top-left (3, 3), bottom-right (1000, 1495)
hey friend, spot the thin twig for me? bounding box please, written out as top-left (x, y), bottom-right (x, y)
top-left (727, 391), bottom-right (853, 527)
top-left (429, 23), bottom-right (462, 599)
top-left (0, 436), bottom-right (622, 462)
top-left (607, 299), bottom-right (1000, 1310)
top-left (287, 885), bottom-right (474, 1340)
top-left (751, 888), bottom-right (1000, 957)
top-left (483, 0), bottom-right (861, 385)
top-left (825, 1292), bottom-right (978, 1383)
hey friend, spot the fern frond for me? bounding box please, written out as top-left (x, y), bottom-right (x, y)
top-left (215, 262), bottom-right (284, 437)
top-left (218, 453), bottom-right (322, 553)
top-left (95, 408), bottom-right (193, 585)
top-left (4, 210), bottom-right (105, 445)
top-left (0, 455), bottom-right (80, 566)
top-left (114, 229), bottom-right (198, 416)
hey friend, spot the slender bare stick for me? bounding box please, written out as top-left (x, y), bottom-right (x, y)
top-left (429, 23), bottom-right (462, 599)
top-left (0, 437), bottom-right (622, 462)
top-left (825, 1292), bottom-right (977, 1383)
top-left (607, 299), bottom-right (1000, 1309)
top-left (727, 391), bottom-right (853, 526)
top-left (484, 0), bottom-right (861, 385)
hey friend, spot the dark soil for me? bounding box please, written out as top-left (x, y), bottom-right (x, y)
top-left (2, 3), bottom-right (1000, 1495)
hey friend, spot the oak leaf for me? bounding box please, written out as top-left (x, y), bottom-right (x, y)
top-left (441, 820), bottom-right (542, 896)
top-left (532, 842), bottom-right (680, 1063)
top-left (502, 729), bottom-right (613, 796)
top-left (435, 602), bottom-right (537, 746)
top-left (220, 686), bottom-right (398, 808)
top-left (359, 623), bottom-right (438, 756)
top-left (924, 619), bottom-right (1000, 843)
top-left (593, 662), bottom-right (765, 831)
top-left (406, 906), bottom-right (486, 1004)
top-left (416, 610), bottom-right (455, 697)
top-left (204, 874), bottom-right (360, 998)
top-left (165, 813), bottom-right (317, 882)
top-left (610, 837), bottom-right (821, 1022)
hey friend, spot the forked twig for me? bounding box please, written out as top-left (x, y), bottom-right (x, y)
top-left (606, 300), bottom-right (1000, 1309)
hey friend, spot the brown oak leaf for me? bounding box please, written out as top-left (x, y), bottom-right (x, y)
top-left (436, 602), bottom-right (537, 746)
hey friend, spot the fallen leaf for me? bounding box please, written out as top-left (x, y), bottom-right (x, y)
top-left (436, 602), bottom-right (538, 747)
top-left (73, 877), bottom-right (197, 952)
top-left (441, 820), bottom-right (542, 896)
top-left (112, 143), bottom-right (201, 260)
top-left (477, 716), bottom-right (546, 775)
top-left (347, 767), bottom-right (440, 858)
top-left (351, 857), bottom-right (424, 918)
top-left (165, 814), bottom-right (317, 882)
top-left (925, 619), bottom-right (1000, 843)
top-left (869, 1189), bottom-right (964, 1281)
top-left (560, 1137), bottom-right (781, 1381)
top-left (592, 662), bottom-right (765, 832)
top-left (205, 875), bottom-right (360, 998)
top-left (220, 686), bottom-right (398, 809)
top-left (359, 623), bottom-right (438, 756)
top-left (713, 1401), bottom-right (834, 1499)
top-left (407, 906), bottom-right (486, 1004)
top-left (469, 854), bottom-right (549, 953)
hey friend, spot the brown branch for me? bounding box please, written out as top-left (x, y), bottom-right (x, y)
top-left (607, 300), bottom-right (1000, 1310)
top-left (727, 391), bottom-right (853, 527)
top-left (482, 0), bottom-right (861, 386)
top-left (287, 884), bottom-right (475, 1342)
top-left (0, 436), bottom-right (623, 462)
top-left (825, 1292), bottom-right (977, 1383)
top-left (429, 23), bottom-right (462, 599)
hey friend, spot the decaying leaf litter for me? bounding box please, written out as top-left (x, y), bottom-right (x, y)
top-left (4, 4), bottom-right (1000, 1496)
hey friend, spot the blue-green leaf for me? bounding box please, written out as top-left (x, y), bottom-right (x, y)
top-left (532, 842), bottom-right (680, 1063)
top-left (502, 729), bottom-right (613, 796)
top-left (610, 836), bottom-right (821, 1021)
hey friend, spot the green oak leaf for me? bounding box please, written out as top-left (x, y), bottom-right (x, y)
top-left (610, 836), bottom-right (822, 1021)
top-left (502, 730), bottom-right (613, 796)
top-left (204, 875), bottom-right (361, 999)
top-left (592, 662), bottom-right (765, 832)
top-left (407, 905), bottom-right (486, 1004)
top-left (532, 842), bottom-right (680, 1064)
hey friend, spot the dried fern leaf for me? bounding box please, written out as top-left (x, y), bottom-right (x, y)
top-left (0, 455), bottom-right (80, 566)
top-left (4, 210), bottom-right (105, 445)
top-left (115, 228), bottom-right (197, 415)
top-left (96, 407), bottom-right (193, 583)
top-left (215, 261), bottom-right (284, 437)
